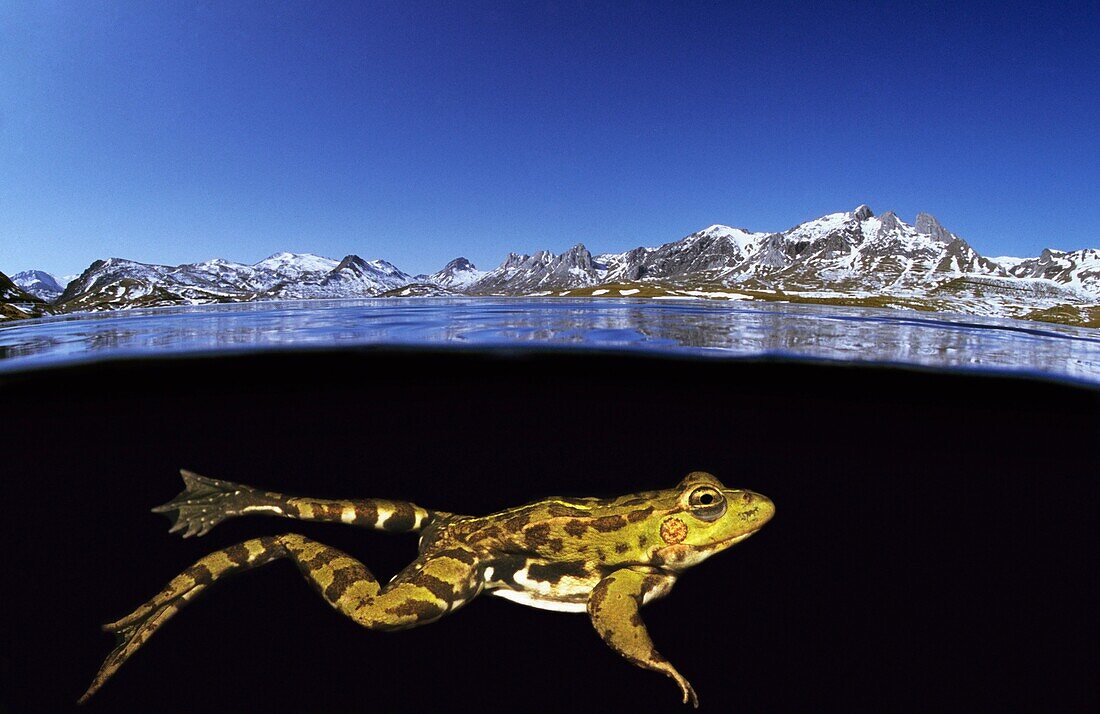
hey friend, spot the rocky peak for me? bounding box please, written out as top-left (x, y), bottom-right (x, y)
top-left (878, 211), bottom-right (901, 231)
top-left (428, 257), bottom-right (485, 289)
top-left (754, 233), bottom-right (792, 268)
top-left (312, 255), bottom-right (411, 295)
top-left (440, 257), bottom-right (475, 272)
top-left (557, 244), bottom-right (594, 270)
top-left (500, 253), bottom-right (530, 270)
top-left (332, 255), bottom-right (366, 273)
top-left (368, 258), bottom-right (406, 276)
top-left (915, 212), bottom-right (952, 243)
top-left (325, 255), bottom-right (407, 281)
top-left (853, 204), bottom-right (874, 221)
top-left (86, 259), bottom-right (107, 272)
top-left (470, 243), bottom-right (601, 293)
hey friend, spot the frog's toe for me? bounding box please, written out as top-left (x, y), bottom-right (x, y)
top-left (152, 500), bottom-right (229, 538)
top-left (672, 672), bottom-right (699, 708)
top-left (80, 600), bottom-right (177, 703)
top-left (151, 470), bottom-right (252, 537)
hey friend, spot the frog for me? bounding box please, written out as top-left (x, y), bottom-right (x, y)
top-left (80, 469), bottom-right (775, 707)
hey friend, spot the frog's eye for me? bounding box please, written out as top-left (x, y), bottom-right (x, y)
top-left (687, 486), bottom-right (726, 522)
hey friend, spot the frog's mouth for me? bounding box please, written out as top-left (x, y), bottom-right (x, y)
top-left (713, 529), bottom-right (761, 548)
top-left (658, 529), bottom-right (762, 570)
top-left (725, 530), bottom-right (758, 545)
top-left (677, 529), bottom-right (760, 558)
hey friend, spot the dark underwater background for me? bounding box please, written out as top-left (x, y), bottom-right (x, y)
top-left (2, 349), bottom-right (1097, 711)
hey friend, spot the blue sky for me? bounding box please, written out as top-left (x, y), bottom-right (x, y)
top-left (1, 1), bottom-right (1098, 277)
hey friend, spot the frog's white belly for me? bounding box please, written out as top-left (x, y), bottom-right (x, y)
top-left (482, 564), bottom-right (593, 612)
top-left (489, 588), bottom-right (588, 613)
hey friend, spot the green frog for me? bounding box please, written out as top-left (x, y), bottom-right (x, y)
top-left (80, 469), bottom-right (774, 707)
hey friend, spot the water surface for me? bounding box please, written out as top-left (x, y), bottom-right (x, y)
top-left (1, 298), bottom-right (1098, 385)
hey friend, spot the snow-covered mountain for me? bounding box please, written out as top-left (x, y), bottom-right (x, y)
top-left (1004, 248), bottom-right (1100, 295)
top-left (59, 258), bottom-right (245, 311)
top-left (12, 270), bottom-right (69, 301)
top-left (273, 256), bottom-right (413, 298)
top-left (56, 252), bottom-right (409, 310)
top-left (252, 252), bottom-right (340, 283)
top-left (730, 207), bottom-right (1005, 292)
top-left (427, 258), bottom-right (485, 289)
top-left (464, 206), bottom-right (1011, 296)
top-left (5, 206), bottom-right (1098, 326)
top-left (469, 245), bottom-right (604, 294)
top-left (449, 205), bottom-right (1095, 324)
top-left (597, 225), bottom-right (769, 285)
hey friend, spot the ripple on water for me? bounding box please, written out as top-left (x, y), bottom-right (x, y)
top-left (0, 298), bottom-right (1098, 386)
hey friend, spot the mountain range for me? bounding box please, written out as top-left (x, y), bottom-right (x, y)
top-left (3, 205), bottom-right (1098, 326)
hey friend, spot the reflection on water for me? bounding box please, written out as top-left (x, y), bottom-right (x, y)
top-left (1, 298), bottom-right (1098, 385)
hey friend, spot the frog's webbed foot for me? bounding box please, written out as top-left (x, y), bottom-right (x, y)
top-left (78, 556), bottom-right (218, 704)
top-left (151, 469), bottom-right (271, 537)
top-left (79, 603), bottom-right (175, 704)
top-left (587, 568), bottom-right (699, 708)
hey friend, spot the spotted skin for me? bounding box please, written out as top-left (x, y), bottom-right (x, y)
top-left (78, 532), bottom-right (480, 703)
top-left (82, 470), bottom-right (774, 707)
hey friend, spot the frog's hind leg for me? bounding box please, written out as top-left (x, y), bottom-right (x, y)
top-left (151, 469), bottom-right (436, 537)
top-left (79, 534), bottom-right (479, 703)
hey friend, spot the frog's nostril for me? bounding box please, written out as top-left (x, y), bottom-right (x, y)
top-left (742, 492), bottom-right (753, 504)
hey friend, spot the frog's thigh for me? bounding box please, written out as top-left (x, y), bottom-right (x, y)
top-left (298, 543), bottom-right (481, 631)
top-left (587, 568), bottom-right (698, 708)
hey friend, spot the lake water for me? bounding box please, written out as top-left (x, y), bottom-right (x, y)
top-left (2, 298), bottom-right (1099, 386)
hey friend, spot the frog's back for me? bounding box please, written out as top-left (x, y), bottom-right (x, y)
top-left (442, 492), bottom-right (675, 611)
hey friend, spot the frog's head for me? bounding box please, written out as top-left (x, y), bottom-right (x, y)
top-left (649, 471), bottom-right (774, 572)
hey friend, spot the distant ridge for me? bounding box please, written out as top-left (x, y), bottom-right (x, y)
top-left (4, 206), bottom-right (1098, 327)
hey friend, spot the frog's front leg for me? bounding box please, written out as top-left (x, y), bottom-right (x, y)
top-left (587, 568), bottom-right (698, 708)
top-left (79, 534), bottom-right (480, 703)
top-left (151, 469), bottom-right (436, 537)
